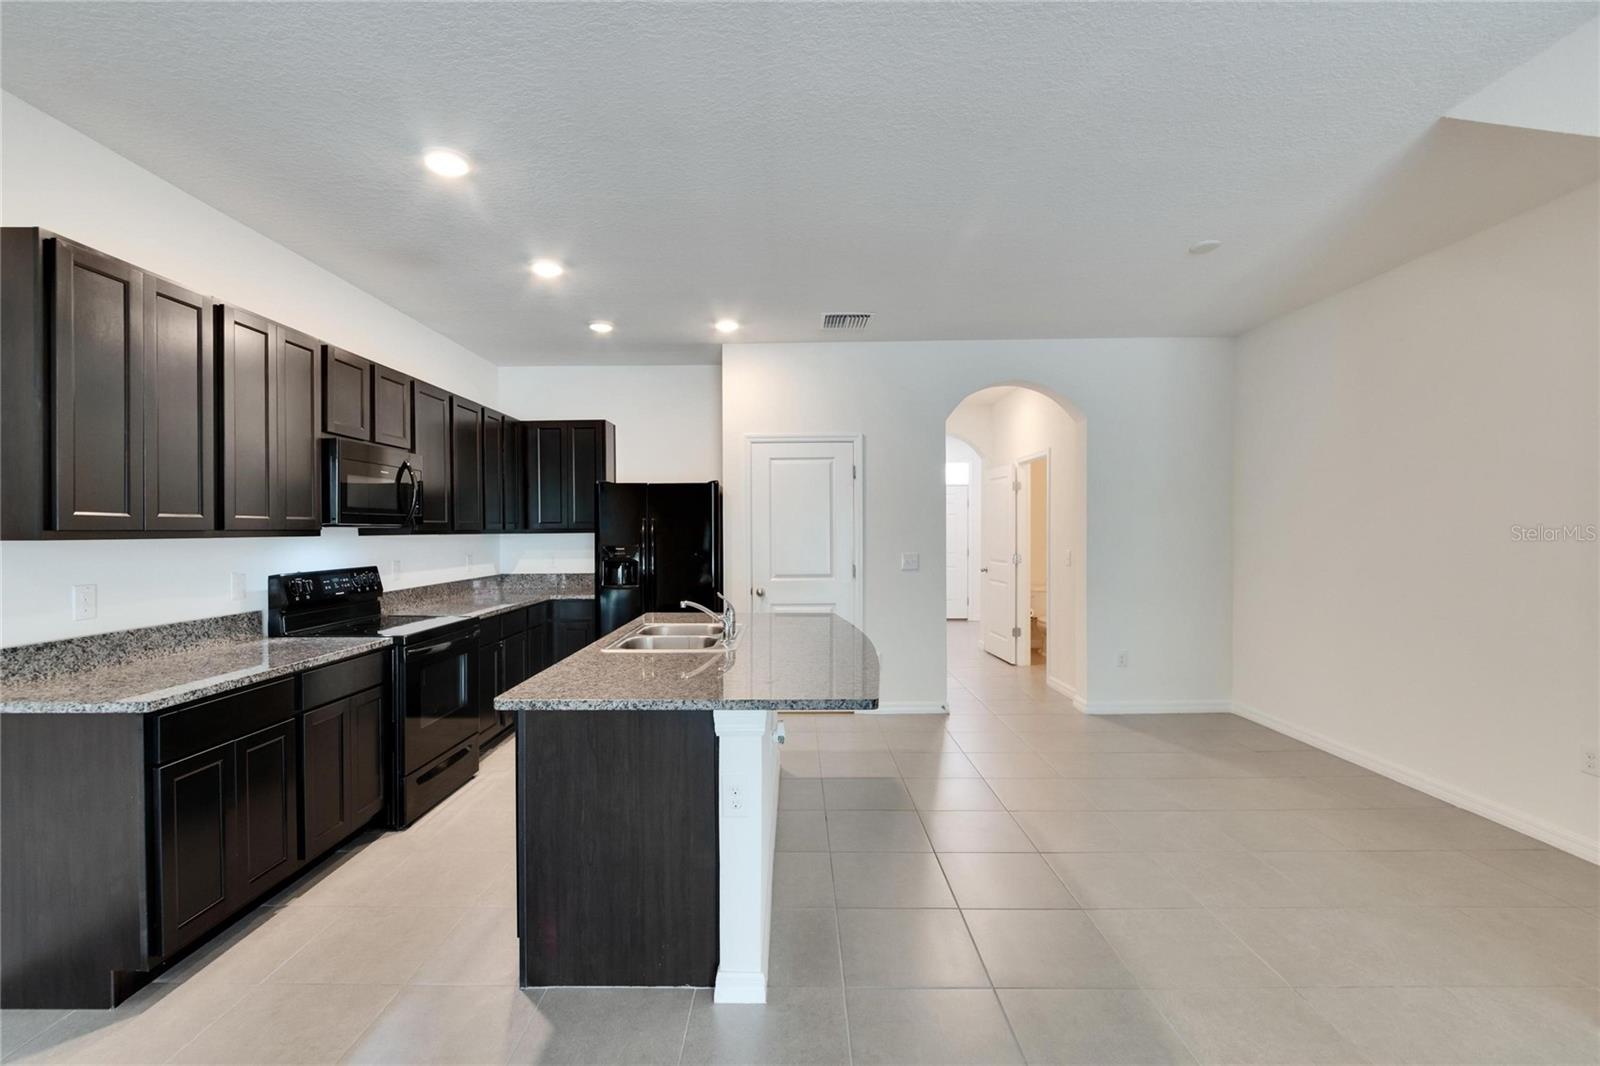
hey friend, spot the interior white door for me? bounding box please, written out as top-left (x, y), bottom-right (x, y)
top-left (981, 464), bottom-right (1018, 663)
top-left (945, 485), bottom-right (969, 619)
top-left (749, 439), bottom-right (858, 624)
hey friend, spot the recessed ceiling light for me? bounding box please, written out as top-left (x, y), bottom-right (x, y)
top-left (714, 318), bottom-right (741, 334)
top-left (423, 149), bottom-right (472, 178)
top-left (530, 258), bottom-right (565, 279)
top-left (588, 320), bottom-right (614, 334)
top-left (1188, 239), bottom-right (1223, 255)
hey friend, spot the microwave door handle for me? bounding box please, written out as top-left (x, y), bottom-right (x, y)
top-left (400, 462), bottom-right (421, 528)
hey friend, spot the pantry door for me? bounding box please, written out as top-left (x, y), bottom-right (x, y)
top-left (748, 437), bottom-right (861, 626)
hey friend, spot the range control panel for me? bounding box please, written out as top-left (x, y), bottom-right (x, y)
top-left (269, 566), bottom-right (384, 608)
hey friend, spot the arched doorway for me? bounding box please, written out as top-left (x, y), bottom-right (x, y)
top-left (944, 384), bottom-right (1086, 709)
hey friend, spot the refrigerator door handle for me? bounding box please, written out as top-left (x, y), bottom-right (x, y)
top-left (647, 515), bottom-right (657, 607)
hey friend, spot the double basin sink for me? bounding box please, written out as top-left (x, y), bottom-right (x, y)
top-left (603, 621), bottom-right (726, 653)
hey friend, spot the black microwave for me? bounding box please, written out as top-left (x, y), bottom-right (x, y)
top-left (323, 439), bottom-right (422, 527)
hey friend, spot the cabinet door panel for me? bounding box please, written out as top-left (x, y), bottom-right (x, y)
top-left (531, 425), bottom-right (565, 529)
top-left (301, 698), bottom-right (349, 861)
top-left (477, 640), bottom-right (500, 734)
top-left (567, 423), bottom-right (599, 531)
top-left (51, 241), bottom-right (144, 531)
top-left (503, 422), bottom-right (525, 532)
top-left (218, 307), bottom-right (276, 530)
top-left (502, 629), bottom-right (529, 688)
top-left (235, 719), bottom-right (298, 895)
top-left (277, 327), bottom-right (321, 529)
top-left (322, 346), bottom-right (371, 440)
top-left (482, 409), bottom-right (505, 531)
top-left (413, 383), bottom-right (452, 531)
top-left (372, 365), bottom-right (413, 450)
top-left (155, 743), bottom-right (234, 956)
top-left (348, 687), bottom-right (385, 824)
top-left (143, 277), bottom-right (213, 530)
top-left (451, 398), bottom-right (484, 532)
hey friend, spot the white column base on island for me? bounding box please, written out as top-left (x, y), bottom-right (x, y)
top-left (710, 706), bottom-right (782, 1004)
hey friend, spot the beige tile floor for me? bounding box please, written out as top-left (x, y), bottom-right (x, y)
top-left (4, 622), bottom-right (1597, 1064)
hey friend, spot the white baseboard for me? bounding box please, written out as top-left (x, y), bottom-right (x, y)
top-left (1078, 698), bottom-right (1233, 715)
top-left (1232, 700), bottom-right (1600, 864)
top-left (1046, 676), bottom-right (1079, 702)
top-left (712, 968), bottom-right (767, 1004)
top-left (864, 701), bottom-right (947, 715)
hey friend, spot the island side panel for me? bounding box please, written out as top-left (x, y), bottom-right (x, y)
top-left (516, 707), bottom-right (719, 987)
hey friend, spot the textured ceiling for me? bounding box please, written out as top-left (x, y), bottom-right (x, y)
top-left (2, 2), bottom-right (1594, 365)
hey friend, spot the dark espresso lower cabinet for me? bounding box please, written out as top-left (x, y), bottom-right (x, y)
top-left (154, 715), bottom-right (299, 958)
top-left (1, 653), bottom-right (390, 1008)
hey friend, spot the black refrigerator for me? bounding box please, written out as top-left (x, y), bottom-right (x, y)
top-left (596, 481), bottom-right (722, 636)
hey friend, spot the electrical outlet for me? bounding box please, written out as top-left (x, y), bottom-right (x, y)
top-left (1064, 549), bottom-right (1072, 566)
top-left (465, 552), bottom-right (475, 569)
top-left (1116, 650), bottom-right (1129, 668)
top-left (723, 774), bottom-right (751, 816)
top-left (229, 572), bottom-right (247, 600)
top-left (71, 583), bottom-right (97, 621)
top-left (390, 558), bottom-right (401, 578)
top-left (1583, 750), bottom-right (1599, 777)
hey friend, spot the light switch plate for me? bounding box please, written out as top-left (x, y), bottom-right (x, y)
top-left (900, 553), bottom-right (921, 572)
top-left (71, 583), bottom-right (97, 621)
top-left (229, 572), bottom-right (247, 600)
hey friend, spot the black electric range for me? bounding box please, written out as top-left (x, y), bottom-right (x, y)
top-left (268, 566), bottom-right (481, 827)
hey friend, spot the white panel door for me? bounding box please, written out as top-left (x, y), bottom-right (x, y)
top-left (750, 439), bottom-right (858, 624)
top-left (981, 464), bottom-right (1018, 663)
top-left (945, 485), bottom-right (969, 619)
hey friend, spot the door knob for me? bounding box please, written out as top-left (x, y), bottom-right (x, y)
top-left (980, 567), bottom-right (988, 573)
top-left (755, 587), bottom-right (766, 597)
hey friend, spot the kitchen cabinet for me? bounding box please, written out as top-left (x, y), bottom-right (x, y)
top-left (483, 407), bottom-right (506, 531)
top-left (451, 397), bottom-right (484, 532)
top-left (152, 688), bottom-right (300, 958)
top-left (143, 277), bottom-right (216, 531)
top-left (371, 364), bottom-right (413, 450)
top-left (218, 306), bottom-right (322, 532)
top-left (527, 420), bottom-right (616, 533)
top-left (552, 599), bottom-right (598, 662)
top-left (321, 345), bottom-right (371, 441)
top-left (301, 685), bottom-right (385, 863)
top-left (413, 381), bottom-right (453, 531)
top-left (50, 239), bottom-right (145, 532)
top-left (504, 422), bottom-right (525, 533)
top-left (476, 617), bottom-right (502, 738)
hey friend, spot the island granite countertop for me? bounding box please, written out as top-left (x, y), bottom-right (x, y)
top-left (495, 611), bottom-right (880, 712)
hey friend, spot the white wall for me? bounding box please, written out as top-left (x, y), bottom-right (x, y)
top-left (0, 94), bottom-right (512, 645)
top-left (1233, 183), bottom-right (1600, 858)
top-left (722, 339), bottom-right (1234, 712)
top-left (943, 435), bottom-right (983, 621)
top-left (495, 364), bottom-right (722, 574)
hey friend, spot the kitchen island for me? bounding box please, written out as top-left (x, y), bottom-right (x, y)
top-left (495, 610), bottom-right (878, 1003)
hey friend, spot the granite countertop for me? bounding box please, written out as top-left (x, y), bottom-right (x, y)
top-left (495, 611), bottom-right (880, 712)
top-left (380, 573), bottom-right (592, 621)
top-left (0, 635), bottom-right (391, 715)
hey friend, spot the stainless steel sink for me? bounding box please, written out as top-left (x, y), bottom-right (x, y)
top-left (636, 622), bottom-right (725, 638)
top-left (603, 633), bottom-right (723, 653)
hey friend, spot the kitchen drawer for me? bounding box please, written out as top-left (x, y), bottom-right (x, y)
top-left (300, 650), bottom-right (387, 710)
top-left (476, 613), bottom-right (502, 644)
top-left (499, 606), bottom-right (529, 635)
top-left (150, 678), bottom-right (295, 765)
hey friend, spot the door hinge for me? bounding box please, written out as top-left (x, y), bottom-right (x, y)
top-left (1012, 552), bottom-right (1022, 566)
top-left (1012, 480), bottom-right (1021, 493)
top-left (1012, 626), bottom-right (1022, 638)
top-left (851, 563), bottom-right (856, 577)
top-left (852, 464), bottom-right (857, 479)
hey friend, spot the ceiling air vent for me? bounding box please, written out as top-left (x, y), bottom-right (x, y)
top-left (821, 313), bottom-right (872, 330)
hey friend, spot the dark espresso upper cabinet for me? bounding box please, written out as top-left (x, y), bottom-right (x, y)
top-left (143, 278), bottom-right (215, 532)
top-left (451, 397), bottom-right (484, 532)
top-left (51, 239), bottom-right (146, 532)
top-left (276, 328), bottom-right (321, 530)
top-left (321, 346), bottom-right (371, 441)
top-left (218, 306), bottom-right (321, 532)
top-left (371, 364), bottom-right (413, 450)
top-left (527, 420), bottom-right (615, 533)
top-left (482, 408), bottom-right (506, 532)
top-left (413, 382), bottom-right (452, 531)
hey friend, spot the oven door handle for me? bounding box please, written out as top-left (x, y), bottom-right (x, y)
top-left (407, 632), bottom-right (477, 660)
